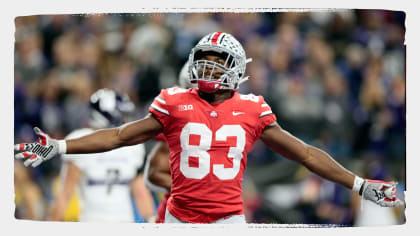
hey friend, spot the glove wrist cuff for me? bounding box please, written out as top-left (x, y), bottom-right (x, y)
top-left (352, 175), bottom-right (365, 193)
top-left (58, 140), bottom-right (67, 154)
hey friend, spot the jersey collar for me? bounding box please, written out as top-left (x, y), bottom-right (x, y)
top-left (191, 88), bottom-right (238, 107)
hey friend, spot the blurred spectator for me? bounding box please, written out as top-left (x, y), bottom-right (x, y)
top-left (318, 67), bottom-right (353, 158)
top-left (39, 70), bottom-right (65, 136)
top-left (40, 15), bottom-right (76, 67)
top-left (127, 14), bottom-right (173, 106)
top-left (171, 13), bottom-right (219, 62)
top-left (62, 70), bottom-right (94, 131)
top-left (14, 160), bottom-right (45, 220)
top-left (15, 28), bottom-right (46, 82)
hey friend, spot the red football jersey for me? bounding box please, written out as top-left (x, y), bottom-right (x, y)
top-left (155, 193), bottom-right (169, 223)
top-left (155, 133), bottom-right (167, 142)
top-left (149, 87), bottom-right (276, 223)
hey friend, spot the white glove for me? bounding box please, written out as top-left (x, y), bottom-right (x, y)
top-left (355, 177), bottom-right (404, 207)
top-left (14, 127), bottom-right (66, 168)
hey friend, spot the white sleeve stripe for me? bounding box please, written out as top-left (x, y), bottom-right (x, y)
top-left (261, 103), bottom-right (269, 107)
top-left (151, 103), bottom-right (169, 115)
top-left (156, 96), bottom-right (166, 104)
top-left (259, 110), bottom-right (273, 117)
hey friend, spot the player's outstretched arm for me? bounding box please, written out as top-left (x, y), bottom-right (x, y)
top-left (15, 114), bottom-right (163, 168)
top-left (67, 114), bottom-right (163, 154)
top-left (260, 122), bottom-right (404, 208)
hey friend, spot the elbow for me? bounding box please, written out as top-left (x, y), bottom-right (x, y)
top-left (147, 169), bottom-right (159, 186)
top-left (109, 127), bottom-right (126, 149)
top-left (145, 169), bottom-right (170, 194)
top-left (144, 174), bottom-right (158, 190)
top-left (300, 144), bottom-right (314, 167)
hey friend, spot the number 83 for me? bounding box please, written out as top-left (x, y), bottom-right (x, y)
top-left (179, 122), bottom-right (246, 180)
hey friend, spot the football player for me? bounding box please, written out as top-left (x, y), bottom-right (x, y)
top-left (16, 32), bottom-right (404, 224)
top-left (47, 89), bottom-right (155, 222)
top-left (143, 62), bottom-right (192, 223)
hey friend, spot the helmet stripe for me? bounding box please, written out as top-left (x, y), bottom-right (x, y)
top-left (219, 34), bottom-right (226, 44)
top-left (211, 32), bottom-right (223, 45)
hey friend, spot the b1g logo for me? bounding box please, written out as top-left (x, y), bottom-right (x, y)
top-left (179, 104), bottom-right (194, 111)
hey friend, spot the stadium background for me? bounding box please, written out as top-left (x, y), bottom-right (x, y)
top-left (13, 10), bottom-right (406, 225)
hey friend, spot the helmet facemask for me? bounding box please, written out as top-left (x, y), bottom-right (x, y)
top-left (190, 50), bottom-right (242, 93)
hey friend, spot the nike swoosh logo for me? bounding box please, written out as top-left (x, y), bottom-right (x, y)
top-left (232, 112), bottom-right (245, 116)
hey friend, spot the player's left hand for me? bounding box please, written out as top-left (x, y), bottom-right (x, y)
top-left (14, 127), bottom-right (63, 168)
top-left (359, 179), bottom-right (404, 207)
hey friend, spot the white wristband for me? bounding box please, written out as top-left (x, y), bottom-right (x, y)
top-left (352, 175), bottom-right (365, 192)
top-left (58, 140), bottom-right (67, 154)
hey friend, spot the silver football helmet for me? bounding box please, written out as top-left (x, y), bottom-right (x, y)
top-left (188, 32), bottom-right (252, 93)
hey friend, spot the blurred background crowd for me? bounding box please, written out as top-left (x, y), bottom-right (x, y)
top-left (14, 10), bottom-right (406, 225)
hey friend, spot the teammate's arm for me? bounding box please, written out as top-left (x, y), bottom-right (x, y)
top-left (48, 161), bottom-right (82, 221)
top-left (260, 122), bottom-right (403, 207)
top-left (145, 141), bottom-right (172, 193)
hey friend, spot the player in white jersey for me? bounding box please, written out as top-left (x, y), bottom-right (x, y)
top-left (48, 89), bottom-right (155, 222)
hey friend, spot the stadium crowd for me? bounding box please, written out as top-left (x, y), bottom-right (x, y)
top-left (14, 10), bottom-right (406, 225)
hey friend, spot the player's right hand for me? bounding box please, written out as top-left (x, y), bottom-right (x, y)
top-left (14, 127), bottom-right (64, 168)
